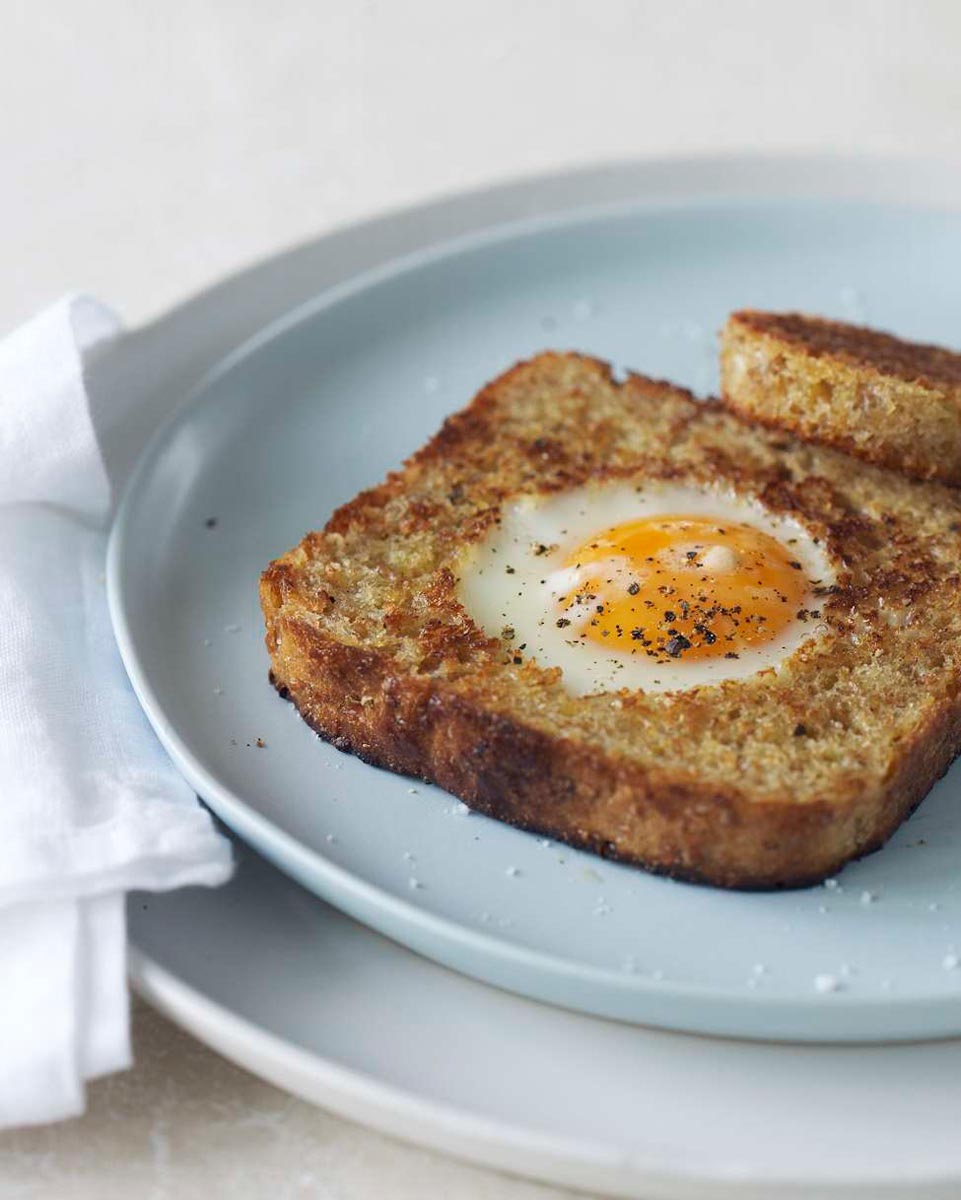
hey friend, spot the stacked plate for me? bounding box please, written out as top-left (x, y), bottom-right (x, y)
top-left (109, 157), bottom-right (961, 1198)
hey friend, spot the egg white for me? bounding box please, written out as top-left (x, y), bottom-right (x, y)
top-left (456, 482), bottom-right (836, 696)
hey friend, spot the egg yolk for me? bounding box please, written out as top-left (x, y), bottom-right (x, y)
top-left (554, 515), bottom-right (814, 663)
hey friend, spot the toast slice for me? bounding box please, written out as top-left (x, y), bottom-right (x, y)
top-left (720, 310), bottom-right (961, 485)
top-left (261, 352), bottom-right (961, 889)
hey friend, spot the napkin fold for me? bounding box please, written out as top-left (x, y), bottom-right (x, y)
top-left (0, 297), bottom-right (232, 1127)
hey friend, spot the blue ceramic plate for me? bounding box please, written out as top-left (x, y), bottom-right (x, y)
top-left (109, 179), bottom-right (961, 1041)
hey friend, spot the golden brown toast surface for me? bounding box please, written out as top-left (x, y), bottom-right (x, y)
top-left (721, 310), bottom-right (961, 485)
top-left (262, 352), bottom-right (961, 888)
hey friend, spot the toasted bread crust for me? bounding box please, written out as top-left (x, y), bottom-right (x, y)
top-left (261, 352), bottom-right (961, 889)
top-left (264, 631), bottom-right (960, 891)
top-left (720, 310), bottom-right (961, 485)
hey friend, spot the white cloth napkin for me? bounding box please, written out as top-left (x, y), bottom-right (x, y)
top-left (0, 296), bottom-right (232, 1127)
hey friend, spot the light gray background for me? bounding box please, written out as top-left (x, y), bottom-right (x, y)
top-left (5, 0), bottom-right (961, 339)
top-left (3, 2), bottom-right (960, 1197)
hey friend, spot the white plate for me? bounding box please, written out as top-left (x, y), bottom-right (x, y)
top-left (109, 157), bottom-right (961, 1042)
top-left (128, 834), bottom-right (961, 1200)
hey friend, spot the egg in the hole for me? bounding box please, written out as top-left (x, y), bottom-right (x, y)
top-left (457, 482), bottom-right (836, 695)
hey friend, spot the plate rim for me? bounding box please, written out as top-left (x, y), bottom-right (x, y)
top-left (110, 153), bottom-right (961, 1043)
top-left (127, 925), bottom-right (961, 1197)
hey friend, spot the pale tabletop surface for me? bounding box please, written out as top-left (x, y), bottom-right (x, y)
top-left (2, 2), bottom-right (960, 1196)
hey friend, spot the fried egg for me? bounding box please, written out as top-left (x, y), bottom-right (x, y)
top-left (457, 482), bottom-right (836, 694)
